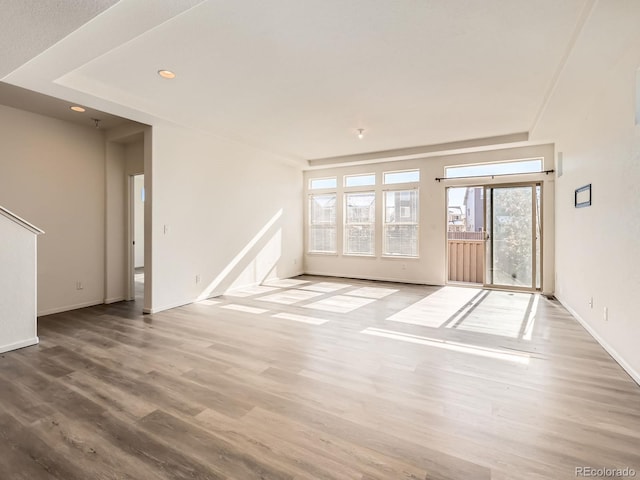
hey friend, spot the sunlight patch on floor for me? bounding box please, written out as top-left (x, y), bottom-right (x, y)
top-left (302, 295), bottom-right (376, 313)
top-left (450, 291), bottom-right (537, 339)
top-left (362, 327), bottom-right (530, 364)
top-left (257, 290), bottom-right (324, 305)
top-left (196, 299), bottom-right (220, 306)
top-left (272, 313), bottom-right (329, 325)
top-left (298, 282), bottom-right (351, 293)
top-left (386, 286), bottom-right (479, 328)
top-left (222, 304), bottom-right (269, 314)
top-left (225, 285), bottom-right (280, 297)
top-left (344, 287), bottom-right (398, 299)
top-left (262, 278), bottom-right (309, 288)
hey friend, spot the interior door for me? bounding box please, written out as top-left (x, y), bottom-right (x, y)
top-left (484, 184), bottom-right (540, 290)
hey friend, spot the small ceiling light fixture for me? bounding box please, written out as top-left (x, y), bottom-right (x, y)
top-left (70, 106), bottom-right (86, 112)
top-left (357, 128), bottom-right (365, 139)
top-left (158, 69), bottom-right (176, 79)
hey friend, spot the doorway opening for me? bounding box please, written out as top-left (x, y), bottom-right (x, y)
top-left (447, 183), bottom-right (542, 291)
top-left (130, 174), bottom-right (145, 302)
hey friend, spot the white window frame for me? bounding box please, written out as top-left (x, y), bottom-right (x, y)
top-left (343, 191), bottom-right (375, 256)
top-left (383, 188), bottom-right (419, 258)
top-left (308, 193), bottom-right (337, 254)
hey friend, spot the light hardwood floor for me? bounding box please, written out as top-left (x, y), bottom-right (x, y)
top-left (1, 275), bottom-right (639, 479)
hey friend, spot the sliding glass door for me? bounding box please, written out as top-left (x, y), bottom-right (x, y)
top-left (446, 186), bottom-right (485, 284)
top-left (484, 184), bottom-right (541, 290)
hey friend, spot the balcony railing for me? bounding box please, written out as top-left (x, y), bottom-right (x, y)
top-left (447, 230), bottom-right (485, 241)
top-left (448, 232), bottom-right (484, 283)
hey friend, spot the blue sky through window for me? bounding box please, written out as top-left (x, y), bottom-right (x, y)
top-left (445, 159), bottom-right (542, 179)
top-left (384, 170), bottom-right (420, 184)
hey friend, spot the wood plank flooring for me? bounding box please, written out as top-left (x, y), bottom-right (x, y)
top-left (1, 275), bottom-right (639, 479)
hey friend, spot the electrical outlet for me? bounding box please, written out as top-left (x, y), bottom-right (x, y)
top-left (588, 297), bottom-right (593, 308)
top-left (402, 263), bottom-right (407, 270)
top-left (603, 307), bottom-right (608, 322)
top-left (195, 274), bottom-right (200, 284)
top-left (164, 224), bottom-right (169, 235)
top-left (76, 281), bottom-right (83, 290)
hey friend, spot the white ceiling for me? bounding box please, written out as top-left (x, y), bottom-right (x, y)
top-left (2, 0), bottom-right (589, 162)
top-left (0, 82), bottom-right (139, 130)
top-left (0, 0), bottom-right (118, 78)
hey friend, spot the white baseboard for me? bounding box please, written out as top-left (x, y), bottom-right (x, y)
top-left (38, 300), bottom-right (103, 317)
top-left (105, 296), bottom-right (126, 304)
top-left (144, 273), bottom-right (306, 314)
top-left (0, 336), bottom-right (39, 354)
top-left (143, 298), bottom-right (195, 314)
top-left (224, 280), bottom-right (268, 294)
top-left (303, 270), bottom-right (440, 286)
top-left (557, 296), bottom-right (640, 386)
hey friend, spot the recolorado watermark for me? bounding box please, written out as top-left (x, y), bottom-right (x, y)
top-left (576, 467), bottom-right (637, 477)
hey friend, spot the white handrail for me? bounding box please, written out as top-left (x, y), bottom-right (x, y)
top-left (0, 206), bottom-right (44, 235)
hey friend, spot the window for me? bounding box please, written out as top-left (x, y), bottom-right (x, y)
top-left (345, 173), bottom-right (376, 187)
top-left (309, 177), bottom-right (337, 189)
top-left (309, 194), bottom-right (337, 253)
top-left (444, 159), bottom-right (543, 179)
top-left (344, 192), bottom-right (375, 255)
top-left (383, 169), bottom-right (420, 184)
top-left (384, 189), bottom-right (418, 257)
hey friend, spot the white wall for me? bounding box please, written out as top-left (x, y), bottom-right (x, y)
top-left (104, 140), bottom-right (126, 303)
top-left (532, 1), bottom-right (640, 383)
top-left (125, 140), bottom-right (144, 176)
top-left (0, 213), bottom-right (39, 353)
top-left (304, 144), bottom-right (555, 293)
top-left (0, 105), bottom-right (106, 315)
top-left (148, 122), bottom-right (303, 313)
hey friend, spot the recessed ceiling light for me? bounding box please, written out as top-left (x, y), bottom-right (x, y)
top-left (158, 69), bottom-right (176, 79)
top-left (70, 106), bottom-right (86, 112)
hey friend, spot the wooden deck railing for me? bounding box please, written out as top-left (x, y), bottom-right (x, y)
top-left (447, 231), bottom-right (485, 241)
top-left (448, 239), bottom-right (484, 283)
